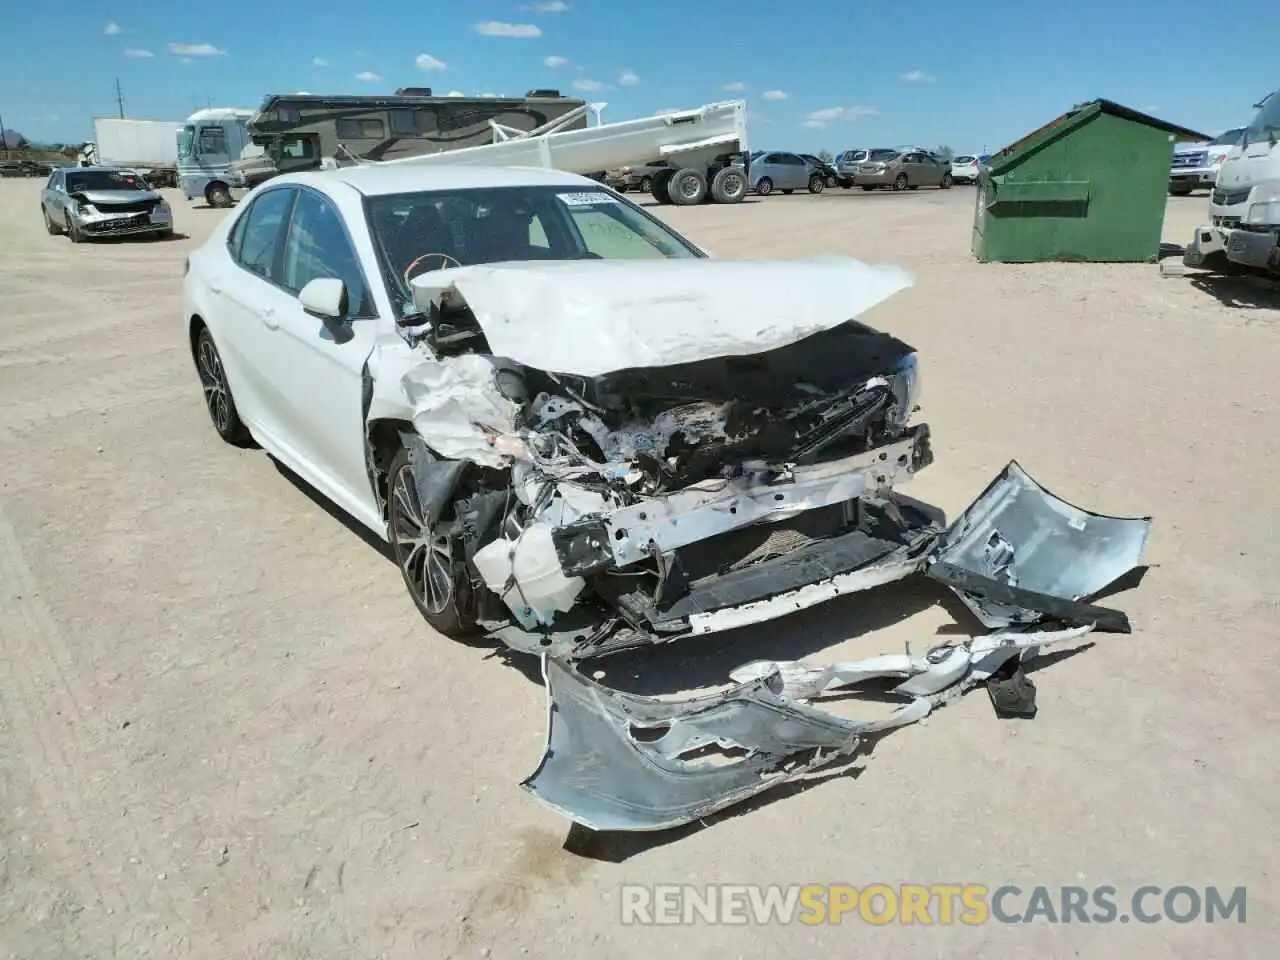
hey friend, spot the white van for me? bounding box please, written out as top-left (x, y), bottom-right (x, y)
top-left (1183, 90), bottom-right (1280, 274)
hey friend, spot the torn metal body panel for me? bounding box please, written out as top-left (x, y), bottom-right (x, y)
top-left (524, 625), bottom-right (1096, 832)
top-left (924, 461), bottom-right (1152, 630)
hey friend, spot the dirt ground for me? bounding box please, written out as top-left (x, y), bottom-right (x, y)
top-left (2, 179), bottom-right (1277, 959)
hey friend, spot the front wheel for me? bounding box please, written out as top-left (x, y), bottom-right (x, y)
top-left (387, 447), bottom-right (476, 637)
top-left (205, 182), bottom-right (232, 208)
top-left (808, 175), bottom-right (825, 194)
top-left (638, 175), bottom-right (652, 192)
top-left (66, 213), bottom-right (85, 243)
top-left (893, 174), bottom-right (908, 191)
top-left (755, 176), bottom-right (773, 196)
top-left (650, 169), bottom-right (674, 204)
top-left (668, 167), bottom-right (708, 206)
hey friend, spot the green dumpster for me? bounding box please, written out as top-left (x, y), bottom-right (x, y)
top-left (971, 100), bottom-right (1209, 263)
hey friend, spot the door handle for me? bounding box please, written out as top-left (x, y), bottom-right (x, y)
top-left (261, 308), bottom-right (279, 330)
top-left (208, 282), bottom-right (223, 295)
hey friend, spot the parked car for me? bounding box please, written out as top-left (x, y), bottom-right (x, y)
top-left (40, 165), bottom-right (174, 242)
top-left (799, 154), bottom-right (839, 188)
top-left (1168, 127), bottom-right (1246, 196)
top-left (855, 149), bottom-right (953, 191)
top-left (604, 163), bottom-right (667, 194)
top-left (748, 151), bottom-right (827, 195)
top-left (835, 149), bottom-right (870, 187)
top-left (950, 155), bottom-right (980, 184)
top-left (181, 164), bottom-right (931, 653)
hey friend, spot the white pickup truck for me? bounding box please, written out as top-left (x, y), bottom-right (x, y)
top-left (1183, 89), bottom-right (1280, 275)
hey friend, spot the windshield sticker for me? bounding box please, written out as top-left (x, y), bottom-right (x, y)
top-left (556, 191), bottom-right (619, 206)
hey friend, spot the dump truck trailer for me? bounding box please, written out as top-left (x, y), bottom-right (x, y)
top-left (83, 117), bottom-right (183, 187)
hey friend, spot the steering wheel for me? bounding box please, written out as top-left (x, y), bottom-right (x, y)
top-left (402, 251), bottom-right (462, 286)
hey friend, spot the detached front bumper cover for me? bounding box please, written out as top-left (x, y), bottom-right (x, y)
top-left (522, 460), bottom-right (1152, 832)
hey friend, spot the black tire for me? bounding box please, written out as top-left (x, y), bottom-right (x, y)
top-left (67, 213), bottom-right (85, 243)
top-left (755, 176), bottom-right (773, 196)
top-left (808, 174), bottom-right (825, 194)
top-left (613, 182), bottom-right (628, 193)
top-left (709, 166), bottom-right (747, 203)
top-left (638, 175), bottom-right (652, 192)
top-left (650, 169), bottom-right (673, 204)
top-left (387, 447), bottom-right (476, 638)
top-left (205, 182), bottom-right (232, 208)
top-left (940, 173), bottom-right (953, 189)
top-left (42, 206), bottom-right (61, 235)
top-left (194, 325), bottom-right (248, 444)
top-left (893, 174), bottom-right (908, 191)
top-left (667, 167), bottom-right (708, 206)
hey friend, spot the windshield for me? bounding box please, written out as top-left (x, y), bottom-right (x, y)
top-left (955, 155), bottom-right (976, 164)
top-left (367, 185), bottom-right (705, 314)
top-left (869, 149), bottom-right (898, 161)
top-left (178, 126), bottom-right (195, 160)
top-left (1244, 93), bottom-right (1280, 146)
top-left (1210, 128), bottom-right (1245, 147)
top-left (66, 169), bottom-right (145, 192)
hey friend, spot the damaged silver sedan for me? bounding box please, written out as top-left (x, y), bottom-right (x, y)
top-left (183, 164), bottom-right (1152, 833)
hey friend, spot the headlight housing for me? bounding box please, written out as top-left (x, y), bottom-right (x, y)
top-left (1245, 183), bottom-right (1280, 226)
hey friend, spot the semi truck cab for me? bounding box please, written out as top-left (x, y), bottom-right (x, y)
top-left (1184, 90), bottom-right (1280, 275)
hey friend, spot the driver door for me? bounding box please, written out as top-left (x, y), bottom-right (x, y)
top-left (258, 186), bottom-right (383, 529)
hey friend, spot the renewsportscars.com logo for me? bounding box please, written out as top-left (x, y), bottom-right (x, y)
top-left (620, 884), bottom-right (1247, 926)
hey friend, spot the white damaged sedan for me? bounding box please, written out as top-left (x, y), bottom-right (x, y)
top-left (182, 164), bottom-right (936, 658)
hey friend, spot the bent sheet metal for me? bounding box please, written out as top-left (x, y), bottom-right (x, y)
top-left (522, 461), bottom-right (1152, 832)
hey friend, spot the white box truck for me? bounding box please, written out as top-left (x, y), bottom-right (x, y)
top-left (82, 118), bottom-right (184, 187)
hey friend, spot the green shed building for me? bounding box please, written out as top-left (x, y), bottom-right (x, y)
top-left (972, 100), bottom-right (1210, 263)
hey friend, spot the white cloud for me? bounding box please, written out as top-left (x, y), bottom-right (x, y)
top-left (312, 56), bottom-right (329, 67)
top-left (618, 70), bottom-right (640, 87)
top-left (723, 81), bottom-right (747, 92)
top-left (445, 90), bottom-right (465, 97)
top-left (415, 53), bottom-right (447, 70)
top-left (572, 77), bottom-right (606, 92)
top-left (762, 89), bottom-right (788, 100)
top-left (803, 104), bottom-right (879, 127)
top-left (355, 71), bottom-right (381, 82)
top-left (179, 58), bottom-right (193, 66)
top-left (544, 55), bottom-right (569, 68)
top-left (123, 48), bottom-right (154, 58)
top-left (168, 42), bottom-right (227, 56)
top-left (900, 69), bottom-right (935, 83)
top-left (521, 0), bottom-right (568, 9)
top-left (473, 20), bottom-right (542, 37)
top-left (105, 22), bottom-right (122, 35)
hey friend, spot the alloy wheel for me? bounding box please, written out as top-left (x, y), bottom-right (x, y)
top-left (390, 465), bottom-right (457, 616)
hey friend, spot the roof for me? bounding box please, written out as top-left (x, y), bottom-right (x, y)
top-left (257, 92), bottom-right (587, 112)
top-left (273, 163), bottom-right (600, 197)
top-left (989, 99), bottom-right (1212, 174)
top-left (185, 107), bottom-right (255, 123)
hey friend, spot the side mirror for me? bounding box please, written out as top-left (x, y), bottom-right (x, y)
top-left (299, 277), bottom-right (354, 343)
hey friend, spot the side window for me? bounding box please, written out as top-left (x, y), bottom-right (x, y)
top-left (280, 190), bottom-right (374, 317)
top-left (335, 118), bottom-right (386, 140)
top-left (198, 126), bottom-right (227, 156)
top-left (279, 136), bottom-right (314, 159)
top-left (389, 110), bottom-right (417, 137)
top-left (761, 153), bottom-right (779, 164)
top-left (233, 189), bottom-right (296, 282)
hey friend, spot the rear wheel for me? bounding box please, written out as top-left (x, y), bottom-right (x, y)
top-left (194, 325), bottom-right (247, 444)
top-left (940, 173), bottom-right (953, 189)
top-left (638, 175), bottom-right (652, 192)
top-left (650, 169), bottom-right (673, 204)
top-left (808, 174), bottom-right (825, 194)
top-left (205, 182), bottom-right (232, 208)
top-left (755, 176), bottom-right (773, 196)
top-left (668, 167), bottom-right (708, 206)
top-left (709, 166), bottom-right (747, 203)
top-left (387, 447), bottom-right (476, 637)
top-left (893, 174), bottom-right (908, 191)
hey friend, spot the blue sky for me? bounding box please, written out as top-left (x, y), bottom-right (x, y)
top-left (3, 0), bottom-right (1278, 153)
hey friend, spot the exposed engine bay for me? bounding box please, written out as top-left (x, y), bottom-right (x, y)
top-left (360, 258), bottom-right (1154, 832)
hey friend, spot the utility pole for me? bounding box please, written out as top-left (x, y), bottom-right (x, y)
top-left (0, 110), bottom-right (8, 160)
top-left (114, 78), bottom-right (125, 118)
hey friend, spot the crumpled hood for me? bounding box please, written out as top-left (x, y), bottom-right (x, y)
top-left (73, 189), bottom-right (158, 205)
top-left (411, 258), bottom-right (916, 377)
